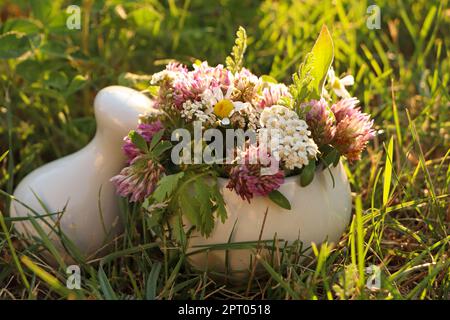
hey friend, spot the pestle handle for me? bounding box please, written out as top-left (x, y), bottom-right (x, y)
top-left (9, 86), bottom-right (156, 262)
top-left (94, 86), bottom-right (155, 141)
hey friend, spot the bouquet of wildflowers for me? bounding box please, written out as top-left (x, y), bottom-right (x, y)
top-left (111, 26), bottom-right (374, 236)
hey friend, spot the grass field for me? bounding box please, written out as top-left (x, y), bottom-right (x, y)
top-left (0, 0), bottom-right (449, 300)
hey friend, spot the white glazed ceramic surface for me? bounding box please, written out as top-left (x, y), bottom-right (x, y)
top-left (10, 86), bottom-right (154, 260)
top-left (186, 162), bottom-right (352, 275)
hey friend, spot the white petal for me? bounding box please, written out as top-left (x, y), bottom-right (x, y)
top-left (328, 68), bottom-right (336, 80)
top-left (202, 89), bottom-right (215, 105)
top-left (233, 101), bottom-right (249, 111)
top-left (213, 87), bottom-right (224, 100)
top-left (227, 71), bottom-right (235, 82)
top-left (335, 87), bottom-right (350, 98)
top-left (340, 75), bottom-right (354, 86)
top-left (225, 85), bottom-right (234, 98)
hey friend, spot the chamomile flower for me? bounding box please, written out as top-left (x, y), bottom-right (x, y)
top-left (328, 67), bottom-right (354, 98)
top-left (202, 87), bottom-right (250, 125)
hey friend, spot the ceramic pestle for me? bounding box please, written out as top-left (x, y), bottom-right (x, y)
top-left (10, 86), bottom-right (154, 261)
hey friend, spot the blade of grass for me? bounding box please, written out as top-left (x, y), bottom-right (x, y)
top-left (98, 265), bottom-right (118, 300)
top-left (146, 262), bottom-right (162, 300)
top-left (159, 255), bottom-right (184, 298)
top-left (407, 110), bottom-right (437, 201)
top-left (27, 215), bottom-right (66, 269)
top-left (256, 254), bottom-right (299, 299)
top-left (391, 80), bottom-right (402, 146)
top-left (20, 255), bottom-right (70, 297)
top-left (355, 195), bottom-right (365, 289)
top-left (0, 210), bottom-right (30, 291)
top-left (383, 137), bottom-right (394, 206)
top-left (4, 84), bottom-right (14, 214)
top-left (0, 150), bottom-right (8, 163)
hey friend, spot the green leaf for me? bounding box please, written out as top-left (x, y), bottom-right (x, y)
top-left (309, 25), bottom-right (334, 98)
top-left (170, 212), bottom-right (188, 248)
top-left (300, 160), bottom-right (316, 187)
top-left (333, 154), bottom-right (340, 167)
top-left (117, 72), bottom-right (153, 91)
top-left (129, 6), bottom-right (163, 33)
top-left (16, 60), bottom-right (42, 82)
top-left (226, 26), bottom-right (247, 73)
top-left (268, 190), bottom-right (291, 210)
top-left (179, 190), bottom-right (200, 226)
top-left (211, 182), bottom-right (227, 223)
top-left (320, 145), bottom-right (339, 167)
top-left (149, 130), bottom-right (164, 151)
top-left (146, 210), bottom-right (163, 229)
top-left (152, 140), bottom-right (172, 158)
top-left (44, 71), bottom-right (68, 90)
top-left (129, 130), bottom-right (148, 153)
top-left (147, 85), bottom-right (160, 97)
top-left (2, 18), bottom-right (41, 35)
top-left (65, 75), bottom-right (87, 96)
top-left (0, 32), bottom-right (32, 59)
top-left (288, 53), bottom-right (315, 108)
top-left (261, 75), bottom-right (278, 83)
top-left (30, 0), bottom-right (60, 24)
top-left (40, 41), bottom-right (67, 58)
top-left (193, 178), bottom-right (215, 236)
top-left (176, 175), bottom-right (220, 237)
top-left (151, 172), bottom-right (184, 202)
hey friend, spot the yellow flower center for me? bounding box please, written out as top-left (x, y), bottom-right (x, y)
top-left (332, 79), bottom-right (342, 89)
top-left (213, 99), bottom-right (234, 118)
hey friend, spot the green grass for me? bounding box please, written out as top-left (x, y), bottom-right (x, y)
top-left (0, 0), bottom-right (449, 300)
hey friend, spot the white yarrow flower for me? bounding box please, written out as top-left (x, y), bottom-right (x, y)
top-left (180, 100), bottom-right (216, 125)
top-left (260, 105), bottom-right (318, 170)
top-left (150, 70), bottom-right (177, 85)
